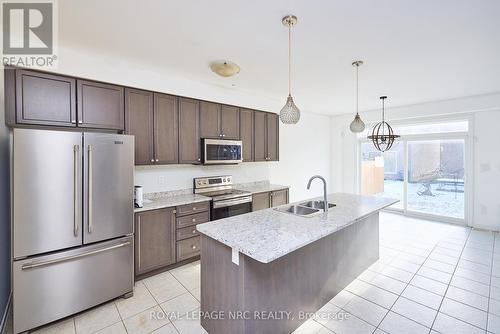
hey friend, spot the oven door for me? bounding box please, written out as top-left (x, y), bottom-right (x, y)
top-left (211, 197), bottom-right (252, 220)
top-left (203, 139), bottom-right (242, 164)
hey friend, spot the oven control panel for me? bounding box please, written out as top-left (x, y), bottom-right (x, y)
top-left (194, 175), bottom-right (232, 189)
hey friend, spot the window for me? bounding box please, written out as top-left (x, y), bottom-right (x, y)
top-left (359, 119), bottom-right (469, 223)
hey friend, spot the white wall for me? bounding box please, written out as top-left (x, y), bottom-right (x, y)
top-left (330, 93), bottom-right (500, 230)
top-left (270, 112), bottom-right (332, 202)
top-left (473, 111), bottom-right (500, 230)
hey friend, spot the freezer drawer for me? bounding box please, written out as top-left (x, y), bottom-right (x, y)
top-left (13, 236), bottom-right (134, 334)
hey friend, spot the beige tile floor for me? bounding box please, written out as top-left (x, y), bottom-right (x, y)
top-left (5, 212), bottom-right (500, 334)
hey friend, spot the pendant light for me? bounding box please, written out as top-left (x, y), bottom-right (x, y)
top-left (367, 96), bottom-right (400, 152)
top-left (279, 15), bottom-right (300, 124)
top-left (349, 61), bottom-right (365, 133)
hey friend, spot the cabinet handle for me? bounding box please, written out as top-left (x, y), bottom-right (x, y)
top-left (193, 207), bottom-right (197, 211)
top-left (197, 158), bottom-right (201, 162)
top-left (222, 134), bottom-right (225, 137)
top-left (191, 245), bottom-right (197, 250)
top-left (71, 119), bottom-right (76, 124)
top-left (155, 159), bottom-right (159, 162)
top-left (150, 159), bottom-right (154, 163)
top-left (78, 120), bottom-right (83, 124)
top-left (192, 229), bottom-right (196, 234)
top-left (192, 218), bottom-right (196, 223)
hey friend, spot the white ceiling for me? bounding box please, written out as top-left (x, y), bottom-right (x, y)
top-left (59, 0), bottom-right (500, 115)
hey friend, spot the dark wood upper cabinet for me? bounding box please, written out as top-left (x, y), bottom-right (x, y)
top-left (240, 109), bottom-right (254, 162)
top-left (77, 80), bottom-right (125, 130)
top-left (154, 93), bottom-right (179, 164)
top-left (12, 69), bottom-right (76, 127)
top-left (199, 102), bottom-right (239, 140)
top-left (135, 208), bottom-right (176, 276)
top-left (254, 111), bottom-right (267, 162)
top-left (178, 98), bottom-right (200, 164)
top-left (266, 112), bottom-right (279, 161)
top-left (220, 105), bottom-right (240, 139)
top-left (199, 101), bottom-right (220, 139)
top-left (125, 88), bottom-right (154, 165)
top-left (4, 68), bottom-right (278, 164)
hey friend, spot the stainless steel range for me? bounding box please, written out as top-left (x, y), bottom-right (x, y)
top-left (194, 175), bottom-right (252, 220)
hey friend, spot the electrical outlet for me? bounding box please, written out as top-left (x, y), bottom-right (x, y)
top-left (158, 176), bottom-right (166, 185)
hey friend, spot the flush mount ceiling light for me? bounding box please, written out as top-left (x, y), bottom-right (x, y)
top-left (279, 14), bottom-right (300, 124)
top-left (367, 96), bottom-right (400, 152)
top-left (210, 61), bottom-right (240, 77)
top-left (349, 60), bottom-right (366, 133)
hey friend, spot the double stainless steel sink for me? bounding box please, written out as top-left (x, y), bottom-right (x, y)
top-left (275, 200), bottom-right (336, 217)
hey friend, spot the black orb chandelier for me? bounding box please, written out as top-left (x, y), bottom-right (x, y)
top-left (367, 96), bottom-right (400, 152)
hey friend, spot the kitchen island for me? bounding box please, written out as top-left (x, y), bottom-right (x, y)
top-left (196, 193), bottom-right (397, 334)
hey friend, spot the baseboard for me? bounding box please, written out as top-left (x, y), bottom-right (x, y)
top-left (0, 293), bottom-right (12, 334)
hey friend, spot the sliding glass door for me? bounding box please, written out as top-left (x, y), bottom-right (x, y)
top-left (407, 139), bottom-right (465, 219)
top-left (360, 142), bottom-right (404, 210)
top-left (359, 120), bottom-right (469, 224)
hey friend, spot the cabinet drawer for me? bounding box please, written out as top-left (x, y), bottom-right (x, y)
top-left (177, 236), bottom-right (201, 262)
top-left (176, 211), bottom-right (209, 229)
top-left (176, 201), bottom-right (209, 216)
top-left (177, 226), bottom-right (200, 240)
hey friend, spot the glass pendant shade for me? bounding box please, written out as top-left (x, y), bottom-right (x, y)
top-left (280, 94), bottom-right (301, 124)
top-left (280, 15), bottom-right (300, 124)
top-left (349, 113), bottom-right (365, 133)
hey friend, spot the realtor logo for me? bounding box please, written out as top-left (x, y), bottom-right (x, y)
top-left (2, 0), bottom-right (58, 68)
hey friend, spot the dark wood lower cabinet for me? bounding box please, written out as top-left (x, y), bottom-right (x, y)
top-left (135, 208), bottom-right (176, 276)
top-left (135, 201), bottom-right (210, 277)
top-left (252, 192), bottom-right (271, 211)
top-left (252, 189), bottom-right (289, 211)
top-left (271, 189), bottom-right (289, 207)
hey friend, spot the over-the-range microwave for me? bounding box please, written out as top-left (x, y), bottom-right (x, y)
top-left (202, 138), bottom-right (243, 164)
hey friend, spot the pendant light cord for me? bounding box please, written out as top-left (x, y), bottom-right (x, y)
top-left (382, 98), bottom-right (386, 135)
top-left (288, 21), bottom-right (292, 96)
top-left (356, 63), bottom-right (359, 116)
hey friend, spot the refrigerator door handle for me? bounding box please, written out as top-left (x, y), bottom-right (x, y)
top-left (73, 145), bottom-right (79, 237)
top-left (88, 144), bottom-right (93, 233)
top-left (21, 241), bottom-right (132, 270)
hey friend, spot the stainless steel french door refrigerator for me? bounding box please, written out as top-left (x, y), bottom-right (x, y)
top-left (12, 128), bottom-right (134, 333)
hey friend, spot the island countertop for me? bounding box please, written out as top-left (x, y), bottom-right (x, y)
top-left (196, 193), bottom-right (398, 264)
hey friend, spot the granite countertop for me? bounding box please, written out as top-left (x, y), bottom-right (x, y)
top-left (234, 182), bottom-right (289, 194)
top-left (134, 193), bottom-right (211, 213)
top-left (196, 193), bottom-right (398, 264)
